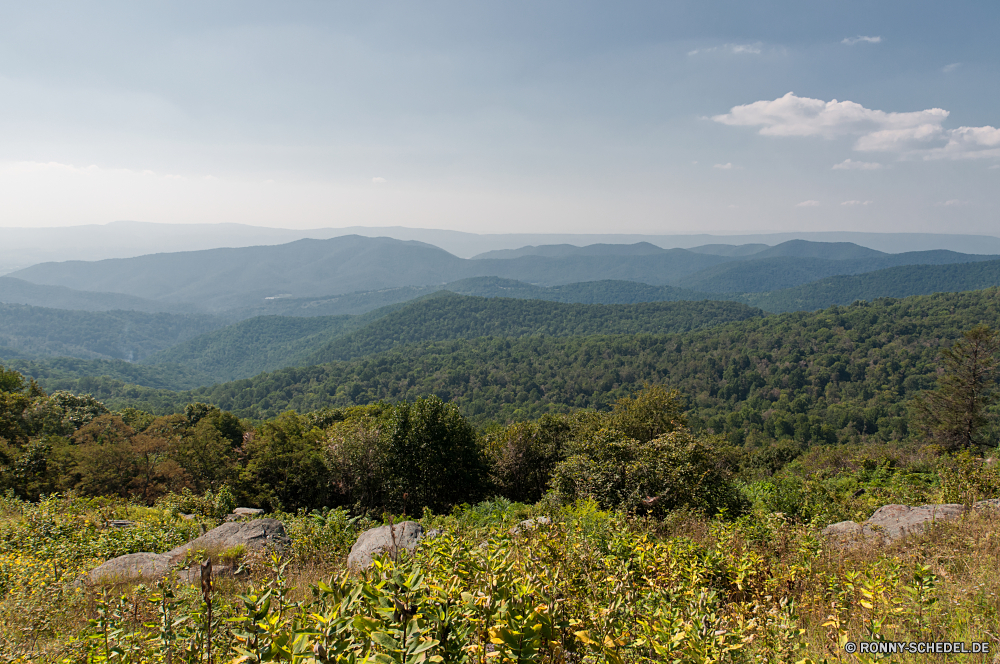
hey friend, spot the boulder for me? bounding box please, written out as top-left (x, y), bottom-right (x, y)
top-left (820, 520), bottom-right (865, 546)
top-left (863, 504), bottom-right (966, 542)
top-left (348, 521), bottom-right (424, 571)
top-left (87, 518), bottom-right (290, 586)
top-left (166, 518), bottom-right (290, 562)
top-left (225, 507), bottom-right (265, 522)
top-left (974, 498), bottom-right (1000, 511)
top-left (88, 552), bottom-right (173, 584)
top-left (510, 516), bottom-right (551, 536)
top-left (822, 504), bottom-right (967, 546)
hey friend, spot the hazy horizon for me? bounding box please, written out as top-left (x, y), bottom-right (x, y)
top-left (2, 2), bottom-right (998, 235)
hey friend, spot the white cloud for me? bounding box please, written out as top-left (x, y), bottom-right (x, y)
top-left (842, 36), bottom-right (882, 45)
top-left (372, 176), bottom-right (387, 184)
top-left (688, 43), bottom-right (762, 56)
top-left (939, 199), bottom-right (969, 206)
top-left (832, 159), bottom-right (883, 170)
top-left (942, 63), bottom-right (961, 73)
top-left (713, 162), bottom-right (734, 169)
top-left (989, 164), bottom-right (1000, 169)
top-left (713, 92), bottom-right (1000, 160)
top-left (796, 200), bottom-right (821, 207)
top-left (841, 200), bottom-right (873, 206)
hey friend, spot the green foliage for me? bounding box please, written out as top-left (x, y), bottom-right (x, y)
top-left (741, 258), bottom-right (1000, 312)
top-left (483, 415), bottom-right (571, 503)
top-left (0, 302), bottom-right (226, 362)
top-left (304, 292), bottom-right (762, 365)
top-left (142, 313), bottom-right (363, 383)
top-left (235, 412), bottom-right (331, 512)
top-left (552, 388), bottom-right (745, 516)
top-left (324, 398), bottom-right (486, 515)
top-left (914, 324), bottom-right (1000, 450)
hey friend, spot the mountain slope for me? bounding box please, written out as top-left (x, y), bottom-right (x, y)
top-left (0, 303), bottom-right (226, 362)
top-left (303, 292), bottom-right (762, 366)
top-left (679, 250), bottom-right (1000, 293)
top-left (0, 276), bottom-right (198, 313)
top-left (742, 259), bottom-right (1000, 312)
top-left (443, 277), bottom-right (712, 303)
top-left (51, 289), bottom-right (999, 434)
top-left (11, 236), bottom-right (467, 310)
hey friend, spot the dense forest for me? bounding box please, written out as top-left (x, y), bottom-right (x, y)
top-left (0, 302), bottom-right (225, 361)
top-left (2, 286), bottom-right (1000, 661)
top-left (6, 290), bottom-right (996, 460)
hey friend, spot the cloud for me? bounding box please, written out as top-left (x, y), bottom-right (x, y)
top-left (832, 159), bottom-right (883, 170)
top-left (713, 162), bottom-right (734, 169)
top-left (372, 176), bottom-right (387, 184)
top-left (939, 199), bottom-right (969, 206)
top-left (990, 164), bottom-right (1000, 169)
top-left (841, 200), bottom-right (873, 206)
top-left (842, 36), bottom-right (882, 45)
top-left (942, 63), bottom-right (961, 73)
top-left (796, 200), bottom-right (821, 207)
top-left (713, 92), bottom-right (1000, 160)
top-left (688, 43), bottom-right (762, 56)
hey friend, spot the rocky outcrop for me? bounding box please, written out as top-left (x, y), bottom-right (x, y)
top-left (510, 516), bottom-right (551, 535)
top-left (822, 501), bottom-right (998, 547)
top-left (88, 552), bottom-right (174, 584)
top-left (348, 521), bottom-right (424, 571)
top-left (87, 518), bottom-right (289, 585)
top-left (225, 507), bottom-right (265, 522)
top-left (166, 518), bottom-right (290, 562)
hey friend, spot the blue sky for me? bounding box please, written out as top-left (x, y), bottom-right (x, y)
top-left (1, 1), bottom-right (998, 235)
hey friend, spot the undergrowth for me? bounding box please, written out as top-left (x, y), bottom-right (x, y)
top-left (0, 494), bottom-right (998, 663)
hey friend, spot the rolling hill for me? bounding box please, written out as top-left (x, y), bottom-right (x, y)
top-left (0, 303), bottom-right (226, 362)
top-left (741, 259), bottom-right (1000, 312)
top-left (0, 276), bottom-right (199, 313)
top-left (12, 236), bottom-right (1000, 313)
top-left (301, 292), bottom-right (762, 366)
top-left (30, 289), bottom-right (998, 441)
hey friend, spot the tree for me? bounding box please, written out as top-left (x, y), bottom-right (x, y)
top-left (914, 325), bottom-right (1000, 450)
top-left (551, 385), bottom-right (745, 516)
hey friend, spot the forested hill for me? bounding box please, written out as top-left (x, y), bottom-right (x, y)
top-left (0, 303), bottom-right (226, 361)
top-left (741, 259), bottom-right (1000, 312)
top-left (27, 289), bottom-right (1000, 452)
top-left (12, 235), bottom-right (997, 311)
top-left (677, 251), bottom-right (1000, 293)
top-left (302, 292), bottom-right (762, 365)
top-left (443, 277), bottom-right (711, 303)
top-left (140, 314), bottom-right (360, 384)
top-left (0, 276), bottom-right (195, 313)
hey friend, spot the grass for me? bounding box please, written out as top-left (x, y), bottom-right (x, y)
top-left (0, 493), bottom-right (999, 663)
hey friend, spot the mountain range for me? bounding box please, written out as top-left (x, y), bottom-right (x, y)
top-left (9, 236), bottom-right (1000, 312)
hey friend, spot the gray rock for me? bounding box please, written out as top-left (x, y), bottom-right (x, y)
top-left (974, 498), bottom-right (1000, 511)
top-left (820, 520), bottom-right (864, 545)
top-left (107, 520), bottom-right (135, 529)
top-left (822, 504), bottom-right (967, 547)
top-left (166, 518), bottom-right (290, 562)
top-left (88, 552), bottom-right (173, 584)
top-left (348, 521), bottom-right (424, 571)
top-left (87, 518), bottom-right (290, 586)
top-left (510, 516), bottom-right (551, 536)
top-left (225, 507), bottom-right (265, 522)
top-left (863, 504), bottom-right (965, 542)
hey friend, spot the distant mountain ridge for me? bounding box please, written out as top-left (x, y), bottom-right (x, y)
top-left (11, 236), bottom-right (999, 311)
top-left (4, 221), bottom-right (1000, 271)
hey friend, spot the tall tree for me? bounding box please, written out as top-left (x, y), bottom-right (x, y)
top-left (915, 325), bottom-right (1000, 450)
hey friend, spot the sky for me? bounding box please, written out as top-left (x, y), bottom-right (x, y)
top-left (1, 1), bottom-right (998, 235)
